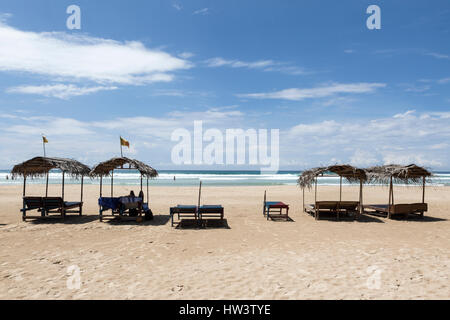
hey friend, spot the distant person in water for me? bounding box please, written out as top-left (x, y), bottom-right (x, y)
top-left (6, 175), bottom-right (8, 180)
top-left (174, 176), bottom-right (176, 181)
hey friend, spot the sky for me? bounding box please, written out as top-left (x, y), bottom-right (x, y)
top-left (0, 0), bottom-right (449, 170)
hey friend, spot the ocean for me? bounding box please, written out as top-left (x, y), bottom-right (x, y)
top-left (0, 170), bottom-right (449, 187)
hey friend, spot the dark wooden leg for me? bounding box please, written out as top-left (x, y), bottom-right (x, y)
top-left (286, 207), bottom-right (289, 221)
top-left (99, 207), bottom-right (103, 222)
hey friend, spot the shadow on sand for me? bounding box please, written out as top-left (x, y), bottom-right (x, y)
top-left (27, 215), bottom-right (99, 225)
top-left (305, 211), bottom-right (385, 223)
top-left (268, 216), bottom-right (295, 222)
top-left (365, 211), bottom-right (447, 222)
top-left (175, 218), bottom-right (231, 230)
top-left (104, 213), bottom-right (171, 226)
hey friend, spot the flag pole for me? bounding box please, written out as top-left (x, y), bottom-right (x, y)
top-left (120, 136), bottom-right (123, 157)
top-left (42, 134), bottom-right (48, 197)
top-left (42, 135), bottom-right (46, 157)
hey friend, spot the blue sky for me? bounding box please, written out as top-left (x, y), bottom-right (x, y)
top-left (0, 0), bottom-right (449, 170)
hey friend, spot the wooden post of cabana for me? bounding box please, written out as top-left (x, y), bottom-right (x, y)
top-left (23, 176), bottom-right (26, 197)
top-left (359, 179), bottom-right (363, 217)
top-left (314, 176), bottom-right (318, 220)
top-left (22, 175), bottom-right (27, 220)
top-left (422, 176), bottom-right (426, 204)
top-left (302, 187), bottom-right (305, 213)
top-left (80, 176), bottom-right (84, 215)
top-left (99, 176), bottom-right (103, 221)
top-left (62, 171), bottom-right (65, 200)
top-left (387, 176), bottom-right (393, 219)
top-left (111, 170), bottom-right (114, 198)
top-left (45, 173), bottom-right (49, 197)
top-left (11, 157), bottom-right (90, 221)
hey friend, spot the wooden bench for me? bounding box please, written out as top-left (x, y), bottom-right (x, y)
top-left (170, 205), bottom-right (198, 227)
top-left (42, 197), bottom-right (83, 218)
top-left (263, 191), bottom-right (289, 221)
top-left (306, 201), bottom-right (359, 220)
top-left (198, 205), bottom-right (224, 220)
top-left (21, 197), bottom-right (44, 221)
top-left (364, 203), bottom-right (427, 219)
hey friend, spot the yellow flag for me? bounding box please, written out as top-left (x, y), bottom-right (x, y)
top-left (42, 136), bottom-right (48, 144)
top-left (120, 137), bottom-right (130, 148)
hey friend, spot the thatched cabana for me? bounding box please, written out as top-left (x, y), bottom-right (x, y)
top-left (364, 164), bottom-right (432, 218)
top-left (90, 157), bottom-right (158, 178)
top-left (11, 157), bottom-right (90, 220)
top-left (90, 157), bottom-right (158, 222)
top-left (298, 165), bottom-right (367, 220)
top-left (12, 156), bottom-right (90, 197)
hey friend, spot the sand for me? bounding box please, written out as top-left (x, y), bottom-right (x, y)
top-left (0, 184), bottom-right (449, 300)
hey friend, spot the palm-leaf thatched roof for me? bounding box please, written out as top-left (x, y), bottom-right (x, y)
top-left (90, 157), bottom-right (158, 178)
top-left (298, 164), bottom-right (367, 189)
top-left (365, 164), bottom-right (432, 185)
top-left (11, 157), bottom-right (91, 178)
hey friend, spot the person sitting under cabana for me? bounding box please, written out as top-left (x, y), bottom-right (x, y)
top-left (139, 190), bottom-right (153, 220)
top-left (91, 157), bottom-right (158, 222)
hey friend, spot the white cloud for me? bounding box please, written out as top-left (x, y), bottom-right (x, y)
top-left (178, 52), bottom-right (194, 59)
top-left (172, 2), bottom-right (182, 11)
top-left (205, 57), bottom-right (306, 75)
top-left (0, 13), bottom-right (12, 22)
top-left (5, 116), bottom-right (93, 136)
top-left (238, 83), bottom-right (386, 101)
top-left (0, 21), bottom-right (191, 85)
top-left (437, 77), bottom-right (450, 84)
top-left (193, 8), bottom-right (209, 15)
top-left (349, 150), bottom-right (378, 167)
top-left (6, 84), bottom-right (118, 99)
top-left (206, 57), bottom-right (274, 69)
top-left (427, 52), bottom-right (450, 60)
top-left (285, 110), bottom-right (450, 169)
top-left (1, 108), bottom-right (449, 169)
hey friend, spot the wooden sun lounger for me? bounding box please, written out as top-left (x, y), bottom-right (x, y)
top-left (198, 205), bottom-right (224, 220)
top-left (364, 203), bottom-right (427, 219)
top-left (263, 191), bottom-right (289, 221)
top-left (170, 205), bottom-right (198, 227)
top-left (42, 197), bottom-right (83, 218)
top-left (21, 197), bottom-right (44, 221)
top-left (306, 201), bottom-right (359, 220)
top-left (98, 196), bottom-right (143, 222)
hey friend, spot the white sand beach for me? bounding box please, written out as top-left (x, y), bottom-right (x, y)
top-left (0, 184), bottom-right (449, 299)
